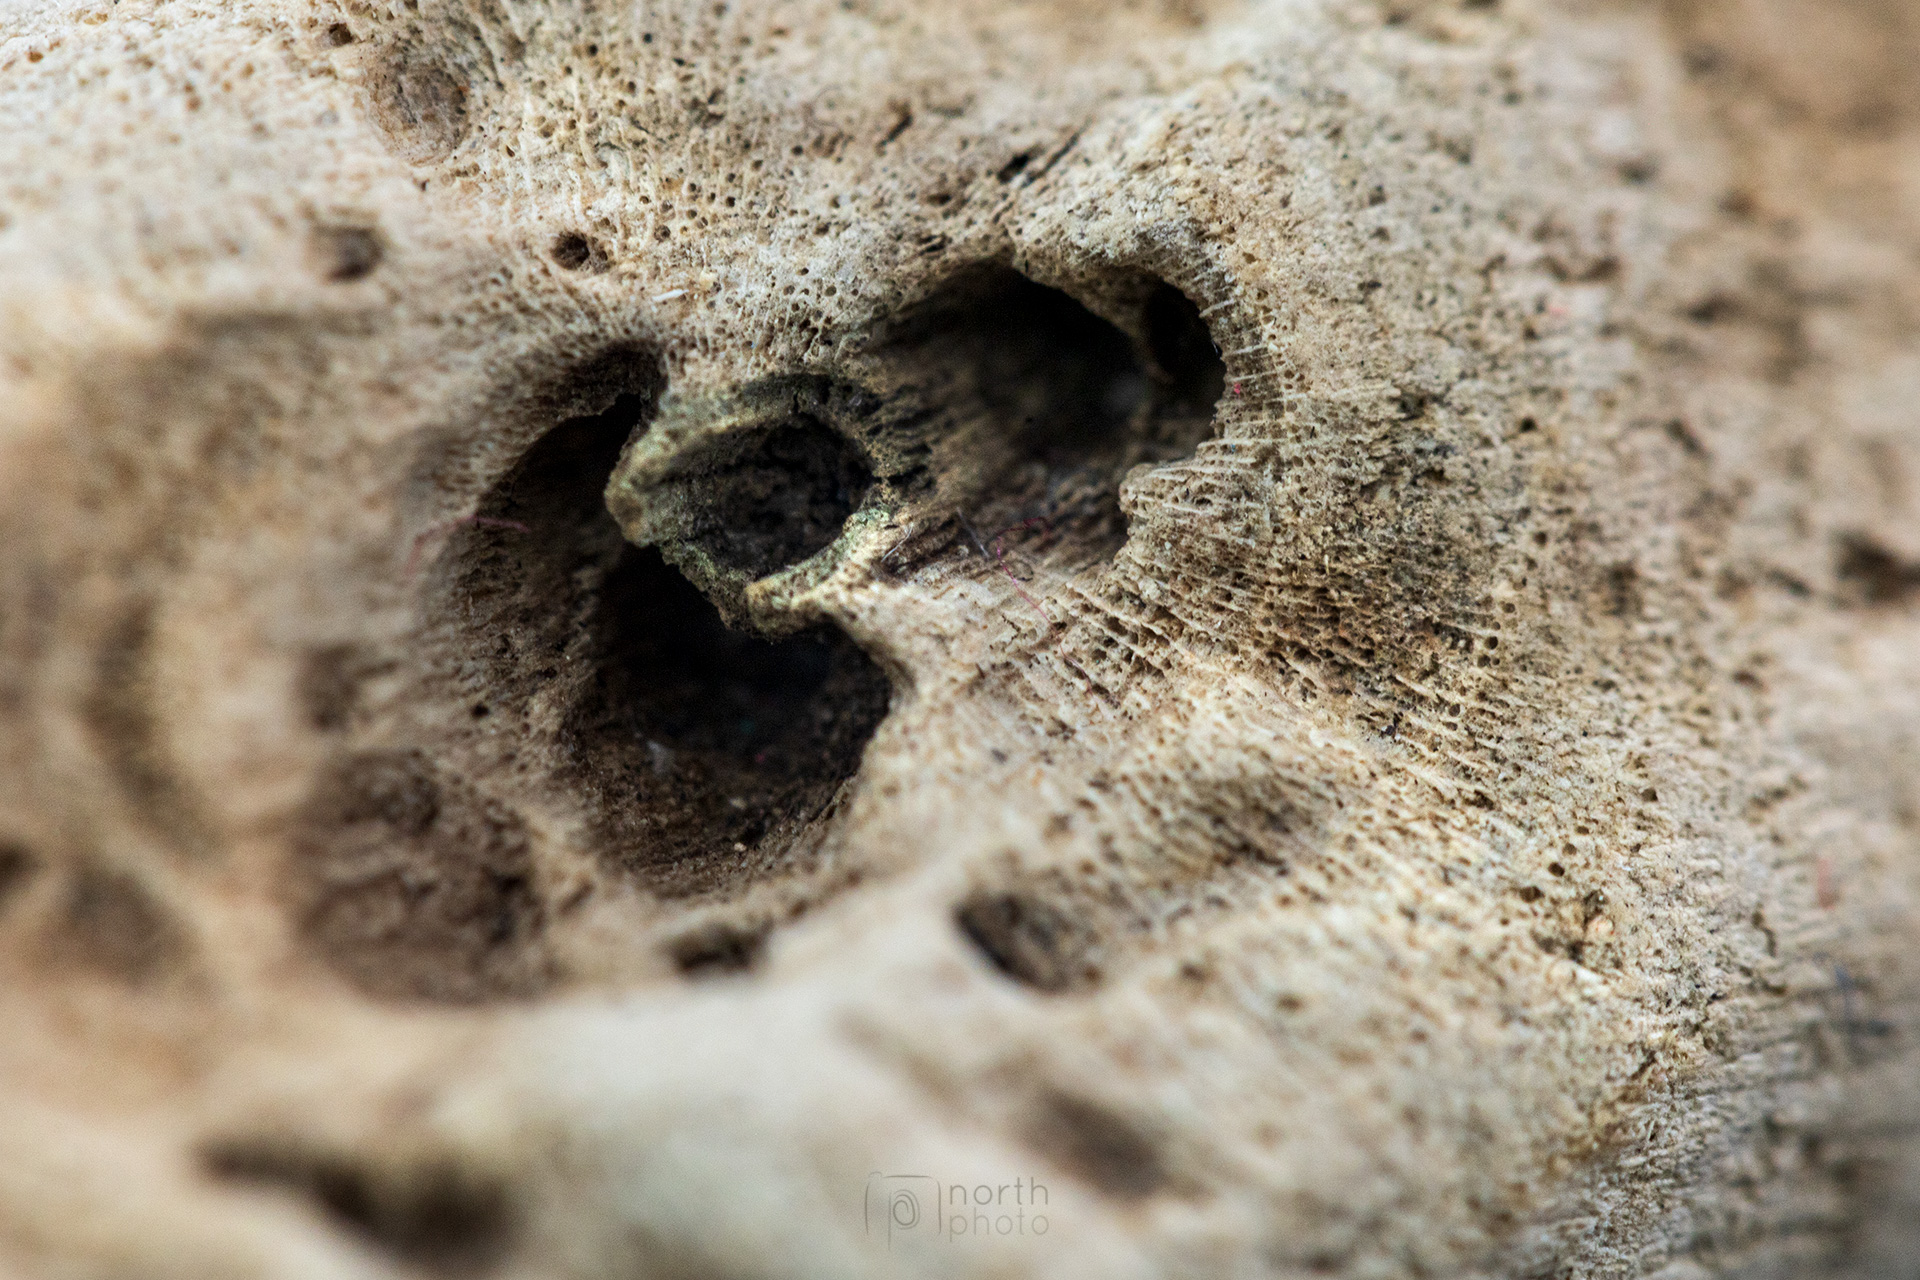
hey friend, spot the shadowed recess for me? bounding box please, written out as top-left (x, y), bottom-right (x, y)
top-left (291, 749), bottom-right (544, 1003)
top-left (1026, 1090), bottom-right (1170, 1199)
top-left (880, 267), bottom-right (1223, 572)
top-left (1144, 281), bottom-right (1227, 413)
top-left (422, 354), bottom-right (890, 903)
top-left (204, 1141), bottom-right (514, 1275)
top-left (955, 887), bottom-right (1103, 993)
top-left (32, 861), bottom-right (188, 984)
top-left (666, 919), bottom-right (769, 977)
top-left (0, 841), bottom-right (38, 910)
top-left (564, 544), bottom-right (889, 896)
top-left (663, 414), bottom-right (874, 580)
top-left (1837, 534), bottom-right (1920, 606)
top-left (984, 277), bottom-right (1150, 460)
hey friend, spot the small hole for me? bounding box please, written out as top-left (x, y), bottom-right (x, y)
top-left (1837, 535), bottom-right (1920, 606)
top-left (1027, 1091), bottom-right (1168, 1199)
top-left (0, 841), bottom-right (39, 910)
top-left (324, 22), bottom-right (355, 46)
top-left (668, 921), bottom-right (767, 976)
top-left (955, 889), bottom-right (1099, 993)
top-left (996, 150), bottom-right (1035, 182)
top-left (550, 231), bottom-right (607, 272)
top-left (313, 226), bottom-right (384, 283)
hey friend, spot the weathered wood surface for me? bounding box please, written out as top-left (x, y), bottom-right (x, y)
top-left (1, 1), bottom-right (1918, 1276)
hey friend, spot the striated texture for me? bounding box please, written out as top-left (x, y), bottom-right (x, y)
top-left (2, 0), bottom-right (1919, 1276)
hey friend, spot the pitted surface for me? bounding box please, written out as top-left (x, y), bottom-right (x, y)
top-left (1, 1), bottom-right (1919, 1277)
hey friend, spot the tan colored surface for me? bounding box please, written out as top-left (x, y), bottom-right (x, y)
top-left (2, 0), bottom-right (1918, 1275)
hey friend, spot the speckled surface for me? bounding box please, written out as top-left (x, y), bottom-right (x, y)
top-left (1, 1), bottom-right (1918, 1275)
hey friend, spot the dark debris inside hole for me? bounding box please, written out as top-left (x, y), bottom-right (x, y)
top-left (661, 414), bottom-right (874, 580)
top-left (563, 543), bottom-right (890, 896)
top-left (417, 361), bottom-right (890, 903)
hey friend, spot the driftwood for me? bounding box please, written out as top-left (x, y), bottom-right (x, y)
top-left (1, 0), bottom-right (1918, 1275)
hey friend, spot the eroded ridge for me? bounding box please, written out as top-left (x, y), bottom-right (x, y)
top-left (607, 267), bottom-right (1226, 636)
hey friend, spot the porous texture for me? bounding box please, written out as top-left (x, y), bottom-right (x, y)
top-left (2, 0), bottom-right (1919, 1276)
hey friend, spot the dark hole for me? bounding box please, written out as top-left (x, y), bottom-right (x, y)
top-left (1686, 293), bottom-right (1738, 325)
top-left (996, 149), bottom-right (1035, 182)
top-left (204, 1142), bottom-right (513, 1274)
top-left (1604, 561), bottom-right (1643, 617)
top-left (888, 268), bottom-right (1219, 570)
top-left (675, 416), bottom-right (873, 578)
top-left (324, 21), bottom-right (355, 45)
top-left (1395, 388), bottom-right (1441, 422)
top-left (1683, 44), bottom-right (1724, 76)
top-left (550, 231), bottom-right (606, 272)
top-left (562, 541), bottom-right (889, 899)
top-left (1144, 283), bottom-right (1226, 415)
top-left (0, 841), bottom-right (38, 910)
top-left (1618, 157), bottom-right (1658, 184)
top-left (428, 354), bottom-right (891, 901)
top-left (314, 226), bottom-right (384, 283)
top-left (592, 546), bottom-right (853, 751)
top-left (668, 920), bottom-right (767, 976)
top-left (1027, 1091), bottom-right (1169, 1199)
top-left (976, 276), bottom-right (1147, 459)
top-left (1837, 534), bottom-right (1920, 606)
top-left (955, 889), bottom-right (1100, 993)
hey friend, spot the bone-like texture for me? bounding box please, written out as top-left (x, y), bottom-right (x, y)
top-left (2, 0), bottom-right (1919, 1276)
